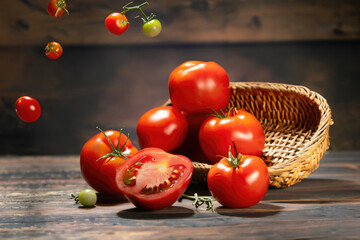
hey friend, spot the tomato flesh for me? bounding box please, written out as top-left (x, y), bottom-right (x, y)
top-left (116, 148), bottom-right (193, 210)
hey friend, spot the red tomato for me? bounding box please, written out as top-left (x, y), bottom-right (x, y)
top-left (45, 41), bottom-right (63, 60)
top-left (47, 0), bottom-right (69, 18)
top-left (15, 96), bottom-right (41, 123)
top-left (172, 112), bottom-right (211, 163)
top-left (105, 12), bottom-right (129, 35)
top-left (207, 147), bottom-right (269, 208)
top-left (168, 61), bottom-right (231, 114)
top-left (115, 148), bottom-right (193, 210)
top-left (136, 106), bottom-right (188, 152)
top-left (199, 109), bottom-right (265, 164)
top-left (80, 129), bottom-right (138, 194)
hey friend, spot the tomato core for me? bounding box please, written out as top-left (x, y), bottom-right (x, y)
top-left (123, 155), bottom-right (185, 195)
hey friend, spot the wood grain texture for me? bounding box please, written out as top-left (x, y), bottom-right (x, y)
top-left (0, 152), bottom-right (360, 239)
top-left (0, 0), bottom-right (360, 46)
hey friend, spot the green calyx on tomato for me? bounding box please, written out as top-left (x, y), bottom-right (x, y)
top-left (96, 126), bottom-right (131, 161)
top-left (225, 141), bottom-right (244, 168)
top-left (55, 0), bottom-right (69, 15)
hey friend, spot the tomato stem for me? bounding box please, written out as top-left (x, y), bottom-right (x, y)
top-left (95, 126), bottom-right (130, 161)
top-left (71, 194), bottom-right (79, 204)
top-left (56, 0), bottom-right (69, 16)
top-left (45, 42), bottom-right (58, 56)
top-left (120, 1), bottom-right (155, 23)
top-left (225, 141), bottom-right (243, 168)
top-left (179, 193), bottom-right (214, 212)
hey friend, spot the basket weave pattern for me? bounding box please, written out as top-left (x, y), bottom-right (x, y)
top-left (192, 82), bottom-right (333, 188)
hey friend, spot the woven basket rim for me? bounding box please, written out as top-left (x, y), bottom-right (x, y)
top-left (188, 82), bottom-right (333, 187)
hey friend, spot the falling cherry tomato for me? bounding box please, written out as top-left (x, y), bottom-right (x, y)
top-left (47, 0), bottom-right (69, 18)
top-left (105, 12), bottom-right (129, 35)
top-left (142, 19), bottom-right (162, 37)
top-left (45, 41), bottom-right (63, 60)
top-left (15, 96), bottom-right (41, 123)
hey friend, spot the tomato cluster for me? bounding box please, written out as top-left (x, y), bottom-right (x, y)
top-left (105, 2), bottom-right (162, 38)
top-left (134, 60), bottom-right (269, 208)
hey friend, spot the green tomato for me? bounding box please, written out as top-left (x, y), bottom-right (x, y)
top-left (143, 19), bottom-right (162, 37)
top-left (78, 189), bottom-right (97, 207)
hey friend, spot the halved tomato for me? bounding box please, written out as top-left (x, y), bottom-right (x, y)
top-left (115, 148), bottom-right (193, 210)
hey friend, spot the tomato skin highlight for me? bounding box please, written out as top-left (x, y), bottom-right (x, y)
top-left (105, 12), bottom-right (129, 35)
top-left (137, 106), bottom-right (189, 152)
top-left (116, 148), bottom-right (193, 210)
top-left (168, 61), bottom-right (231, 114)
top-left (15, 96), bottom-right (41, 123)
top-left (45, 41), bottom-right (63, 60)
top-left (207, 155), bottom-right (269, 208)
top-left (199, 109), bottom-right (265, 164)
top-left (80, 130), bottom-right (138, 194)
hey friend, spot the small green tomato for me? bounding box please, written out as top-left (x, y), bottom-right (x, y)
top-left (143, 19), bottom-right (162, 37)
top-left (77, 189), bottom-right (97, 207)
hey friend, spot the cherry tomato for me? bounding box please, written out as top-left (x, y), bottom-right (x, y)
top-left (47, 0), bottom-right (69, 18)
top-left (105, 12), bottom-right (129, 35)
top-left (199, 109), bottom-right (265, 164)
top-left (207, 146), bottom-right (269, 208)
top-left (45, 41), bottom-right (63, 60)
top-left (168, 61), bottom-right (231, 114)
top-left (137, 106), bottom-right (189, 152)
top-left (15, 96), bottom-right (41, 123)
top-left (116, 148), bottom-right (193, 210)
top-left (80, 128), bottom-right (138, 194)
top-left (143, 19), bottom-right (162, 37)
top-left (78, 189), bottom-right (97, 207)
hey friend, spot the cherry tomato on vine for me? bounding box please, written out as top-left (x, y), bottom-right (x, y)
top-left (207, 145), bottom-right (269, 208)
top-left (168, 61), bottom-right (231, 114)
top-left (199, 108), bottom-right (265, 164)
top-left (15, 96), bottom-right (41, 123)
top-left (80, 128), bottom-right (138, 194)
top-left (47, 0), bottom-right (69, 18)
top-left (45, 41), bottom-right (63, 60)
top-left (105, 12), bottom-right (129, 35)
top-left (137, 106), bottom-right (188, 152)
top-left (143, 19), bottom-right (162, 37)
top-left (116, 148), bottom-right (193, 210)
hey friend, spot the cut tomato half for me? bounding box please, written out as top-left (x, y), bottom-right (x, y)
top-left (116, 148), bottom-right (193, 210)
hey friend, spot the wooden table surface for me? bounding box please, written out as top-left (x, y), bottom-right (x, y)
top-left (1, 151), bottom-right (359, 240)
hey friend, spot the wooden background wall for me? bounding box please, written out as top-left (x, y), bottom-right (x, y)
top-left (0, 0), bottom-right (359, 154)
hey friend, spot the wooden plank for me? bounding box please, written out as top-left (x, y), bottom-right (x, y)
top-left (0, 152), bottom-right (359, 239)
top-left (0, 0), bottom-right (360, 46)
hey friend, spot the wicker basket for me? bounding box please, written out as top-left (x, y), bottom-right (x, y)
top-left (190, 82), bottom-right (333, 188)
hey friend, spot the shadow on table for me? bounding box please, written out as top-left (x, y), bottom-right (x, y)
top-left (264, 178), bottom-right (360, 204)
top-left (215, 203), bottom-right (284, 218)
top-left (95, 193), bottom-right (128, 206)
top-left (117, 206), bottom-right (195, 220)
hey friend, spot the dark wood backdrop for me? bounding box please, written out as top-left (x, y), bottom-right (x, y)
top-left (0, 0), bottom-right (359, 155)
